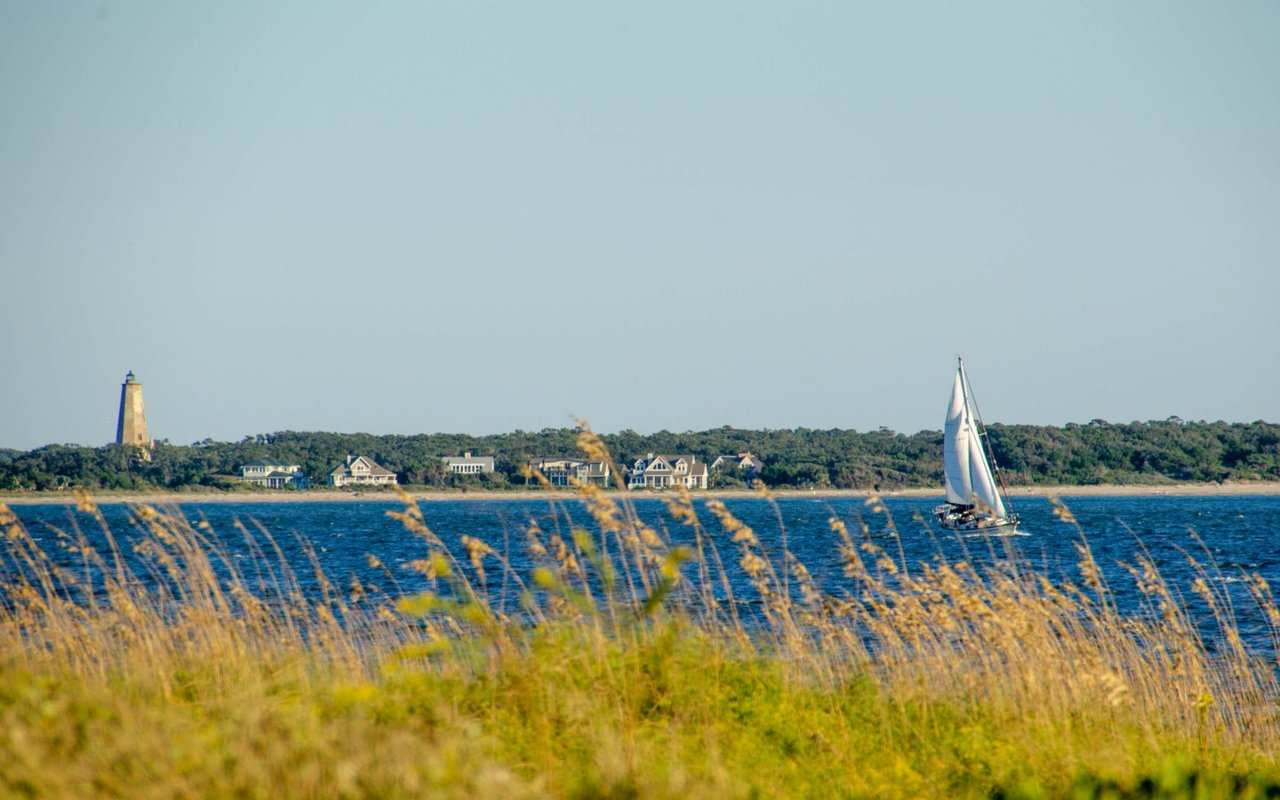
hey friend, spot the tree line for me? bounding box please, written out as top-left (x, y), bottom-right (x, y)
top-left (0, 418), bottom-right (1277, 493)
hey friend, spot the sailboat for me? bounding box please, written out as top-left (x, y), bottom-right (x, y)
top-left (933, 358), bottom-right (1022, 534)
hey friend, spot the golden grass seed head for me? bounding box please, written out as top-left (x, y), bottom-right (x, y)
top-left (863, 495), bottom-right (889, 516)
top-left (638, 524), bottom-right (663, 550)
top-left (705, 499), bottom-right (758, 546)
top-left (663, 486), bottom-right (699, 527)
top-left (876, 558), bottom-right (899, 576)
top-left (740, 552), bottom-right (767, 577)
top-left (461, 536), bottom-right (495, 582)
top-left (574, 421), bottom-right (611, 466)
top-left (527, 534), bottom-right (548, 560)
top-left (1050, 496), bottom-right (1077, 524)
top-left (73, 490), bottom-right (97, 514)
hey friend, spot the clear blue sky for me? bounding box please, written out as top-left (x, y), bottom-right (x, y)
top-left (2, 2), bottom-right (1277, 450)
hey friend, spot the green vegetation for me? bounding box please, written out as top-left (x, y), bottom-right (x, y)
top-left (2, 430), bottom-right (1280, 797)
top-left (2, 418), bottom-right (1278, 493)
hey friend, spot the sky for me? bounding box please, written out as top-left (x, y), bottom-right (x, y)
top-left (1, 2), bottom-right (1277, 451)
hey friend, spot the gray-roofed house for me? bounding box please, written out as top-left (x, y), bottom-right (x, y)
top-left (240, 459), bottom-right (308, 489)
top-left (627, 454), bottom-right (708, 490)
top-left (710, 452), bottom-right (761, 477)
top-left (329, 455), bottom-right (398, 487)
top-left (443, 452), bottom-right (495, 475)
top-left (526, 456), bottom-right (612, 487)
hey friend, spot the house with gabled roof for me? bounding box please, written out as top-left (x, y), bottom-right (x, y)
top-left (240, 459), bottom-right (308, 489)
top-left (711, 452), bottom-right (761, 478)
top-left (329, 455), bottom-right (398, 487)
top-left (627, 454), bottom-right (708, 490)
top-left (527, 456), bottom-right (612, 487)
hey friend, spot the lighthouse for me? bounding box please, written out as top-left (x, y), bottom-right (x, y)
top-left (115, 370), bottom-right (150, 447)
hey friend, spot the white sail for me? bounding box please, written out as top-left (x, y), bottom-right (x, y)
top-left (943, 371), bottom-right (973, 504)
top-left (942, 364), bottom-right (1007, 519)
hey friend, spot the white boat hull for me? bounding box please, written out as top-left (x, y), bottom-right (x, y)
top-left (933, 504), bottom-right (1021, 534)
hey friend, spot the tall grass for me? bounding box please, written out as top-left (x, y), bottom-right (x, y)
top-left (2, 431), bottom-right (1280, 798)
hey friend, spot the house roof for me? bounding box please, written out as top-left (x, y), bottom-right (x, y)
top-left (443, 454), bottom-right (495, 467)
top-left (637, 455), bottom-right (706, 478)
top-left (529, 456), bottom-right (584, 466)
top-left (712, 453), bottom-right (759, 470)
top-left (330, 455), bottom-right (395, 477)
top-left (529, 457), bottom-right (609, 478)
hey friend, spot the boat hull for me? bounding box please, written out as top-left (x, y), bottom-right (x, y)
top-left (933, 504), bottom-right (1021, 534)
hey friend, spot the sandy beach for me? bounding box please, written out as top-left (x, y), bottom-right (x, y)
top-left (3, 481), bottom-right (1280, 507)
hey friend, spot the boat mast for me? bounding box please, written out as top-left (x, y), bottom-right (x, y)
top-left (958, 357), bottom-right (1017, 516)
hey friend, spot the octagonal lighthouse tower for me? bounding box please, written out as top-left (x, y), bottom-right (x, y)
top-left (115, 370), bottom-right (150, 447)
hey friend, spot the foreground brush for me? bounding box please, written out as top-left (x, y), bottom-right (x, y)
top-left (1, 429), bottom-right (1279, 798)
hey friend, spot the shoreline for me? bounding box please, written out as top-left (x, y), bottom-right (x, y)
top-left (3, 481), bottom-right (1280, 506)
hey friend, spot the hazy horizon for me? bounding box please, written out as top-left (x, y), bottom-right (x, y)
top-left (4, 2), bottom-right (1278, 451)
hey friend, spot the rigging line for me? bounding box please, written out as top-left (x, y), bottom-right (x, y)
top-left (959, 359), bottom-right (1017, 515)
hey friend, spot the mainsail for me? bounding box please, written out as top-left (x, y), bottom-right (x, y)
top-left (942, 364), bottom-right (1007, 518)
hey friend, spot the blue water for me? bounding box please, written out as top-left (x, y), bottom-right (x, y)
top-left (7, 494), bottom-right (1280, 651)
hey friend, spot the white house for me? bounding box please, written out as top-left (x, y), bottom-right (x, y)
top-left (627, 454), bottom-right (708, 490)
top-left (527, 456), bottom-right (612, 487)
top-left (329, 455), bottom-right (398, 487)
top-left (443, 452), bottom-right (495, 475)
top-left (240, 459), bottom-right (308, 489)
top-left (710, 452), bottom-right (761, 477)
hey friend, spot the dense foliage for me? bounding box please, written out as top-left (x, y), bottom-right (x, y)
top-left (1, 418), bottom-right (1277, 492)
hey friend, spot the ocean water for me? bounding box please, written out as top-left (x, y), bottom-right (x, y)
top-left (6, 494), bottom-right (1280, 652)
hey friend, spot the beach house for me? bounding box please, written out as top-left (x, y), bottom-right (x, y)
top-left (442, 452), bottom-right (495, 475)
top-left (526, 457), bottom-right (612, 487)
top-left (710, 452), bottom-right (762, 479)
top-left (240, 459), bottom-right (308, 489)
top-left (627, 454), bottom-right (708, 490)
top-left (329, 455), bottom-right (398, 487)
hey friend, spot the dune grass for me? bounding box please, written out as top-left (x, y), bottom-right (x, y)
top-left (2, 430), bottom-right (1280, 798)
